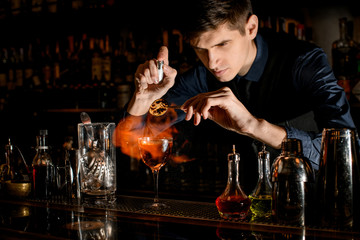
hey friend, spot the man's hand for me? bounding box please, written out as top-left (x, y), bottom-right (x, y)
top-left (182, 87), bottom-right (286, 149)
top-left (127, 46), bottom-right (177, 116)
top-left (182, 87), bottom-right (251, 131)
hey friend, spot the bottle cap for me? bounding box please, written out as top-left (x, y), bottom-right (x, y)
top-left (281, 138), bottom-right (302, 155)
top-left (39, 129), bottom-right (48, 136)
top-left (258, 144), bottom-right (270, 160)
top-left (228, 145), bottom-right (240, 162)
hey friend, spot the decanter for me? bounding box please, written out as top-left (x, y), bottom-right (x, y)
top-left (216, 145), bottom-right (251, 220)
top-left (249, 144), bottom-right (272, 221)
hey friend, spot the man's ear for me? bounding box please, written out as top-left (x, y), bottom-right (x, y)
top-left (246, 14), bottom-right (258, 39)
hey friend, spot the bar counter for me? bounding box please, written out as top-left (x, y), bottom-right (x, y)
top-left (1, 193), bottom-right (359, 240)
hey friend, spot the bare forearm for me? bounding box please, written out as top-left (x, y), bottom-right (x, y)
top-left (243, 118), bottom-right (287, 149)
top-left (127, 94), bottom-right (154, 116)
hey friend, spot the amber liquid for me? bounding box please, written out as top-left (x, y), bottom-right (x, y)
top-left (139, 140), bottom-right (173, 171)
top-left (216, 195), bottom-right (251, 220)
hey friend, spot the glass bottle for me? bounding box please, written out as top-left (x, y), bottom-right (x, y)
top-left (271, 138), bottom-right (314, 227)
top-left (91, 37), bottom-right (102, 82)
top-left (24, 43), bottom-right (34, 90)
top-left (15, 47), bottom-right (24, 91)
top-left (32, 129), bottom-right (55, 200)
top-left (41, 44), bottom-right (53, 88)
top-left (4, 138), bottom-right (30, 183)
top-left (53, 41), bottom-right (62, 88)
top-left (249, 144), bottom-right (272, 221)
top-left (216, 145), bottom-right (251, 220)
top-left (332, 17), bottom-right (358, 100)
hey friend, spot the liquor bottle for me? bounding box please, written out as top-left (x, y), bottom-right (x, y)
top-left (98, 34), bottom-right (114, 108)
top-left (0, 49), bottom-right (8, 103)
top-left (0, 1), bottom-right (9, 19)
top-left (24, 43), bottom-right (35, 89)
top-left (32, 129), bottom-right (55, 200)
top-left (216, 145), bottom-right (251, 220)
top-left (332, 17), bottom-right (358, 100)
top-left (31, 0), bottom-right (43, 13)
top-left (72, 0), bottom-right (83, 10)
top-left (7, 48), bottom-right (15, 92)
top-left (41, 44), bottom-right (53, 88)
top-left (248, 144), bottom-right (272, 221)
top-left (46, 0), bottom-right (57, 13)
top-left (77, 33), bottom-right (91, 87)
top-left (91, 37), bottom-right (102, 82)
top-left (112, 37), bottom-right (127, 85)
top-left (53, 41), bottom-right (62, 88)
top-left (31, 38), bottom-right (44, 90)
top-left (102, 34), bottom-right (112, 82)
top-left (125, 31), bottom-right (137, 83)
top-left (353, 48), bottom-right (360, 101)
top-left (15, 47), bottom-right (24, 90)
top-left (10, 0), bottom-right (22, 16)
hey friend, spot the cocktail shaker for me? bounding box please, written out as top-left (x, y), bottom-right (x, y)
top-left (271, 138), bottom-right (314, 226)
top-left (316, 128), bottom-right (360, 230)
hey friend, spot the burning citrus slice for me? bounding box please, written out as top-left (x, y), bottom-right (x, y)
top-left (149, 99), bottom-right (169, 116)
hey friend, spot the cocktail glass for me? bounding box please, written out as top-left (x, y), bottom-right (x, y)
top-left (138, 137), bottom-right (173, 209)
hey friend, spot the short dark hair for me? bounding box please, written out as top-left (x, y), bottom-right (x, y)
top-left (183, 0), bottom-right (253, 41)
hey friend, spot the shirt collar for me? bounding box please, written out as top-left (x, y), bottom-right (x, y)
top-left (238, 33), bottom-right (268, 82)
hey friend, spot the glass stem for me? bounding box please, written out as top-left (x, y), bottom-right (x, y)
top-left (152, 169), bottom-right (159, 203)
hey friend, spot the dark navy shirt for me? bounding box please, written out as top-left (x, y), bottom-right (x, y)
top-left (161, 29), bottom-right (356, 170)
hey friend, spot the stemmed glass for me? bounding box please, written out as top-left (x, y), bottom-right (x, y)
top-left (138, 137), bottom-right (173, 209)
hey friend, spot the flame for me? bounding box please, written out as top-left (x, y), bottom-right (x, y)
top-left (113, 108), bottom-right (194, 164)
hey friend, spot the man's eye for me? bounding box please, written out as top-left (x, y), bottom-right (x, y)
top-left (195, 48), bottom-right (206, 54)
top-left (218, 42), bottom-right (228, 47)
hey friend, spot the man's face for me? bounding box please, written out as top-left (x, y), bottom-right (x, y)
top-left (190, 22), bottom-right (256, 82)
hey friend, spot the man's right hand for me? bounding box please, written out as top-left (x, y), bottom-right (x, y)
top-left (127, 46), bottom-right (177, 116)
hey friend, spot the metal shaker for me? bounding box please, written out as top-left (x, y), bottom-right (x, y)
top-left (316, 128), bottom-right (360, 229)
top-left (271, 138), bottom-right (314, 226)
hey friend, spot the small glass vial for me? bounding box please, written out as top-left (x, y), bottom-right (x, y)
top-left (249, 144), bottom-right (272, 221)
top-left (216, 145), bottom-right (251, 220)
top-left (32, 129), bottom-right (55, 200)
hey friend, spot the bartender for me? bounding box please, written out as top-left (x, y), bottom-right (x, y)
top-left (116, 0), bottom-right (356, 191)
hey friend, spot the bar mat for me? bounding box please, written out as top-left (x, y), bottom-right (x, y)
top-left (23, 195), bottom-right (360, 235)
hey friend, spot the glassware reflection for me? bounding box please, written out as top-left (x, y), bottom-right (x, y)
top-left (64, 211), bottom-right (116, 240)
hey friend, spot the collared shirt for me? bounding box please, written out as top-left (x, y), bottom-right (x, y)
top-left (162, 29), bottom-right (356, 171)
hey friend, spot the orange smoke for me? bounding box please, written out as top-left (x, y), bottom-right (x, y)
top-left (113, 108), bottom-right (191, 164)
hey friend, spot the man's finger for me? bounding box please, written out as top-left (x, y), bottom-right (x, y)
top-left (157, 46), bottom-right (169, 65)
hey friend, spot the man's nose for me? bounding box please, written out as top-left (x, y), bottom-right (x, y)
top-left (208, 51), bottom-right (218, 70)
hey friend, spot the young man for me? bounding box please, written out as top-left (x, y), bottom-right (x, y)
top-left (117, 0), bottom-right (356, 191)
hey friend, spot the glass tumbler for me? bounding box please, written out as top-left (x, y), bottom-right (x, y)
top-left (78, 122), bottom-right (116, 204)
